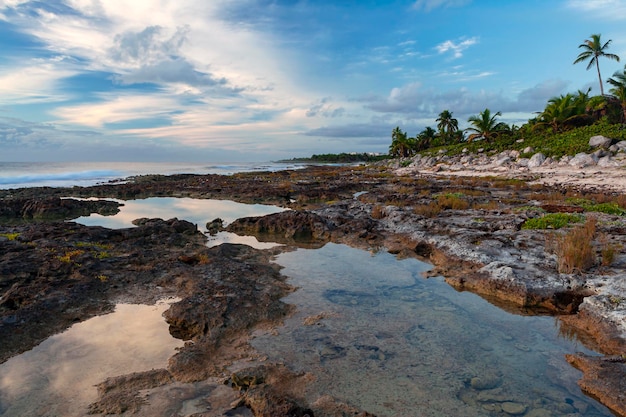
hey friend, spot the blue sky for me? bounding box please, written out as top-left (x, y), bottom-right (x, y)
top-left (1, 0), bottom-right (626, 162)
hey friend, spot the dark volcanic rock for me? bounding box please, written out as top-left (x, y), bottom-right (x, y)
top-left (0, 197), bottom-right (120, 222)
top-left (165, 243), bottom-right (294, 382)
top-left (0, 218), bottom-right (206, 363)
top-left (227, 210), bottom-right (334, 244)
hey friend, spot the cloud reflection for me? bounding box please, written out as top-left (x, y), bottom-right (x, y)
top-left (0, 300), bottom-right (182, 417)
top-left (73, 197), bottom-right (286, 235)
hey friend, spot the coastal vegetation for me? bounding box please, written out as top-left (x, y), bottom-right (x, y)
top-left (522, 213), bottom-right (584, 230)
top-left (389, 34), bottom-right (626, 159)
top-left (286, 152), bottom-right (389, 163)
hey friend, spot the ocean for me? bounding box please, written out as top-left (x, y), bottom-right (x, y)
top-left (0, 161), bottom-right (306, 190)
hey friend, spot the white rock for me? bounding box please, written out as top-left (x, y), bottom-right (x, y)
top-left (523, 146), bottom-right (534, 154)
top-left (494, 156), bottom-right (511, 167)
top-left (597, 156), bottom-right (620, 167)
top-left (528, 153), bottom-right (546, 168)
top-left (589, 135), bottom-right (613, 148)
top-left (569, 153), bottom-right (597, 168)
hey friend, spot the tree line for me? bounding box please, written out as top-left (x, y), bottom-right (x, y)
top-left (390, 34), bottom-right (626, 158)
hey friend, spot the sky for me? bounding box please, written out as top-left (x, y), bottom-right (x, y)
top-left (1, 0), bottom-right (626, 162)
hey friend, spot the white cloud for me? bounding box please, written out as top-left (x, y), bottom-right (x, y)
top-left (0, 59), bottom-right (76, 103)
top-left (0, 0), bottom-right (330, 145)
top-left (362, 78), bottom-right (568, 122)
top-left (52, 93), bottom-right (182, 128)
top-left (435, 37), bottom-right (478, 59)
top-left (412, 0), bottom-right (471, 12)
top-left (566, 0), bottom-right (626, 19)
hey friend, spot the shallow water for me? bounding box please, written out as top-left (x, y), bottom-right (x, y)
top-left (253, 243), bottom-right (612, 417)
top-left (72, 197), bottom-right (286, 248)
top-left (0, 299), bottom-right (182, 417)
top-left (7, 194), bottom-right (616, 416)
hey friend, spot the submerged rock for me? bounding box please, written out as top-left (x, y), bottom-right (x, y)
top-left (501, 401), bottom-right (528, 415)
top-left (470, 375), bottom-right (502, 390)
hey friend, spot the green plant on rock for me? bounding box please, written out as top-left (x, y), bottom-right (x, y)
top-left (58, 249), bottom-right (85, 264)
top-left (0, 232), bottom-right (20, 241)
top-left (522, 213), bottom-right (584, 230)
top-left (566, 198), bottom-right (626, 215)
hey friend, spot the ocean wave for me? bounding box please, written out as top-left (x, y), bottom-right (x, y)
top-left (0, 170), bottom-right (124, 186)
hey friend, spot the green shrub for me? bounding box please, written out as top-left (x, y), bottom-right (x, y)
top-left (566, 198), bottom-right (626, 215)
top-left (522, 213), bottom-right (584, 230)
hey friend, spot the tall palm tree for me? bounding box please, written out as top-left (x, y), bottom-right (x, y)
top-left (574, 34), bottom-right (620, 96)
top-left (436, 110), bottom-right (459, 144)
top-left (608, 65), bottom-right (626, 123)
top-left (466, 108), bottom-right (508, 142)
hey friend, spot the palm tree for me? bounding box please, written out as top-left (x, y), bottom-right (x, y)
top-left (574, 34), bottom-right (620, 96)
top-left (466, 108), bottom-right (508, 142)
top-left (416, 126), bottom-right (437, 150)
top-left (534, 92), bottom-right (591, 133)
top-left (608, 65), bottom-right (626, 123)
top-left (389, 126), bottom-right (415, 158)
top-left (436, 110), bottom-right (459, 144)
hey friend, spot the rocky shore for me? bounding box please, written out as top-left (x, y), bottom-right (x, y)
top-left (1, 156), bottom-right (625, 416)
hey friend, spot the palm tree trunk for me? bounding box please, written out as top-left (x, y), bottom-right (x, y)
top-left (596, 60), bottom-right (605, 96)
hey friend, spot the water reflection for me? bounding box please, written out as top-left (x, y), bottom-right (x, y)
top-left (0, 299), bottom-right (183, 417)
top-left (72, 197), bottom-right (286, 248)
top-left (253, 243), bottom-right (611, 417)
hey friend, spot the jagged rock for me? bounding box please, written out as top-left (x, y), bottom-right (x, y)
top-left (569, 153), bottom-right (597, 168)
top-left (528, 153), bottom-right (546, 168)
top-left (226, 210), bottom-right (333, 243)
top-left (589, 135), bottom-right (613, 149)
top-left (0, 197), bottom-right (120, 221)
top-left (617, 140), bottom-right (626, 151)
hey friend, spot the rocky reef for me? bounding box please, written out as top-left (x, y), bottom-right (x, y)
top-left (1, 162), bottom-right (625, 416)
